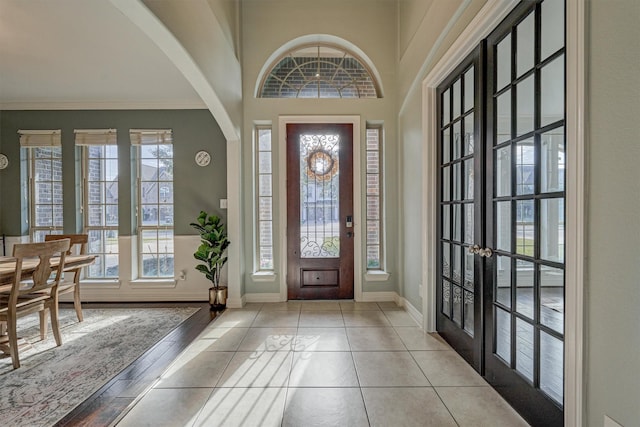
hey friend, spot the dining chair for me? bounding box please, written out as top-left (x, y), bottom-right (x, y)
top-left (0, 238), bottom-right (70, 369)
top-left (44, 234), bottom-right (89, 322)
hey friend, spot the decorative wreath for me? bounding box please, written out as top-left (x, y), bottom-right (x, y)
top-left (306, 149), bottom-right (339, 181)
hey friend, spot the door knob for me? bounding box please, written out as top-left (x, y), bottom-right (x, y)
top-left (468, 244), bottom-right (481, 254)
top-left (479, 247), bottom-right (493, 258)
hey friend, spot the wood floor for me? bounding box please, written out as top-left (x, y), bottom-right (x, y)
top-left (54, 302), bottom-right (218, 427)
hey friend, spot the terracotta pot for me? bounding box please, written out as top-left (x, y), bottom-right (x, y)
top-left (209, 286), bottom-right (227, 309)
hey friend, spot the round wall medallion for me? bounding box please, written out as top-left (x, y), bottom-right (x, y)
top-left (195, 150), bottom-right (211, 167)
top-left (0, 153), bottom-right (8, 170)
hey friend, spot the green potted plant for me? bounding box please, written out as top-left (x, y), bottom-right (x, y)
top-left (190, 211), bottom-right (230, 309)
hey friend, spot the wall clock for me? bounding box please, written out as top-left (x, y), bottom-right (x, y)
top-left (0, 153), bottom-right (8, 170)
top-left (195, 150), bottom-right (211, 167)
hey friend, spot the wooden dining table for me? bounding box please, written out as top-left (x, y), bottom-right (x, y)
top-left (0, 254), bottom-right (96, 355)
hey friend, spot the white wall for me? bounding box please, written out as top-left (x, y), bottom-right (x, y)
top-left (586, 0), bottom-right (640, 425)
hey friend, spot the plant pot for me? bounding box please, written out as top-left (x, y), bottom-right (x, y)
top-left (209, 286), bottom-right (227, 310)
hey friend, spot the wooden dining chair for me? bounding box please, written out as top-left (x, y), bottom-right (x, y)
top-left (0, 238), bottom-right (70, 369)
top-left (44, 234), bottom-right (89, 322)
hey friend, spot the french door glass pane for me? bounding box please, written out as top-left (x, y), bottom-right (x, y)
top-left (464, 67), bottom-right (475, 113)
top-left (497, 91), bottom-right (512, 144)
top-left (464, 247), bottom-right (474, 288)
top-left (496, 35), bottom-right (512, 91)
top-left (442, 280), bottom-right (451, 317)
top-left (496, 256), bottom-right (512, 308)
top-left (464, 290), bottom-right (474, 335)
top-left (442, 89), bottom-right (450, 125)
top-left (541, 55), bottom-right (565, 127)
top-left (540, 265), bottom-right (564, 333)
top-left (453, 79), bottom-right (462, 119)
top-left (516, 199), bottom-right (535, 256)
top-left (515, 318), bottom-right (534, 382)
top-left (453, 121), bottom-right (462, 160)
top-left (452, 244), bottom-right (461, 284)
top-left (496, 145), bottom-right (512, 197)
top-left (540, 331), bottom-right (564, 405)
top-left (464, 159), bottom-right (474, 199)
top-left (541, 0), bottom-right (565, 60)
top-left (442, 242), bottom-right (450, 279)
top-left (442, 128), bottom-right (451, 163)
top-left (442, 166), bottom-right (451, 202)
top-left (453, 285), bottom-right (462, 325)
top-left (464, 204), bottom-right (474, 244)
top-left (442, 205), bottom-right (450, 240)
top-left (516, 75), bottom-right (535, 136)
top-left (515, 260), bottom-right (535, 319)
top-left (516, 13), bottom-right (535, 77)
top-left (541, 198), bottom-right (564, 262)
top-left (516, 140), bottom-right (535, 195)
top-left (496, 201), bottom-right (511, 251)
top-left (453, 163), bottom-right (461, 200)
top-left (453, 204), bottom-right (461, 242)
top-left (496, 307), bottom-right (512, 363)
top-left (541, 127), bottom-right (565, 193)
top-left (464, 114), bottom-right (475, 155)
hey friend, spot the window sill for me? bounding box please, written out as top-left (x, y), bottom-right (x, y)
top-left (130, 279), bottom-right (178, 289)
top-left (80, 279), bottom-right (121, 289)
top-left (365, 271), bottom-right (390, 282)
top-left (252, 272), bottom-right (277, 282)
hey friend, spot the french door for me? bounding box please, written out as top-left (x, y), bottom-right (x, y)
top-left (286, 123), bottom-right (354, 299)
top-left (437, 1), bottom-right (565, 425)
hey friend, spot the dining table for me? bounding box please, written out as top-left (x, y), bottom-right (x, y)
top-left (0, 254), bottom-right (96, 354)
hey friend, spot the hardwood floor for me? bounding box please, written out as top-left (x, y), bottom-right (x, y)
top-left (55, 302), bottom-right (219, 427)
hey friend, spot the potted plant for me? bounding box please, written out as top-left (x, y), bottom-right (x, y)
top-left (190, 211), bottom-right (230, 309)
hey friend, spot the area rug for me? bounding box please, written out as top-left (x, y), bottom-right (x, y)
top-left (0, 306), bottom-right (200, 427)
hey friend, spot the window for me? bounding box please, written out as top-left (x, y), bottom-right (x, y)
top-left (19, 130), bottom-right (63, 242)
top-left (131, 129), bottom-right (174, 278)
top-left (256, 126), bottom-right (274, 270)
top-left (259, 44), bottom-right (381, 98)
top-left (76, 129), bottom-right (119, 279)
top-left (366, 126), bottom-right (383, 269)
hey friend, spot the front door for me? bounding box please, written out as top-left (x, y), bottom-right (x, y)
top-left (286, 123), bottom-right (354, 299)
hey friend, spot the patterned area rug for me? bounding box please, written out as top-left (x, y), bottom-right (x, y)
top-left (0, 306), bottom-right (200, 426)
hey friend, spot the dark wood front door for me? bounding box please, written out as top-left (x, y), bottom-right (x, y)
top-left (286, 123), bottom-right (354, 300)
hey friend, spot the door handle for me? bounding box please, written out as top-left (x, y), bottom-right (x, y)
top-left (468, 245), bottom-right (481, 254)
top-left (479, 247), bottom-right (493, 258)
top-left (347, 231), bottom-right (353, 238)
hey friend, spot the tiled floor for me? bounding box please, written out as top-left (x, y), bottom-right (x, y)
top-left (115, 301), bottom-right (529, 427)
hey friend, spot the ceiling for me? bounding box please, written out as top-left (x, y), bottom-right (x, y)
top-left (0, 0), bottom-right (205, 109)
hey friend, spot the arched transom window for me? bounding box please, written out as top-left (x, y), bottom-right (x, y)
top-left (259, 44), bottom-right (381, 99)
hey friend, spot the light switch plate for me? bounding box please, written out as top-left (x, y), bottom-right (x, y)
top-left (220, 199), bottom-right (228, 209)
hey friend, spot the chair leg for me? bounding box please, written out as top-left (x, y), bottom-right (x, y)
top-left (40, 309), bottom-right (49, 340)
top-left (73, 279), bottom-right (83, 322)
top-left (8, 316), bottom-right (20, 369)
top-left (50, 296), bottom-right (62, 347)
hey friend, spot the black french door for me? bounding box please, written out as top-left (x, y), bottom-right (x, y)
top-left (436, 46), bottom-right (484, 371)
top-left (437, 1), bottom-right (566, 425)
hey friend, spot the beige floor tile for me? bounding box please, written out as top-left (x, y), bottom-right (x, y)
top-left (436, 386), bottom-right (530, 427)
top-left (353, 351), bottom-right (430, 387)
top-left (300, 301), bottom-right (342, 311)
top-left (289, 351), bottom-right (359, 387)
top-left (282, 388), bottom-right (369, 427)
top-left (394, 327), bottom-right (451, 351)
top-left (339, 301), bottom-right (381, 311)
top-left (213, 310), bottom-right (259, 328)
top-left (412, 350), bottom-right (487, 386)
top-left (298, 310), bottom-right (345, 327)
top-left (251, 310), bottom-right (300, 327)
top-left (260, 302), bottom-right (302, 311)
top-left (346, 327), bottom-right (406, 351)
top-left (117, 387), bottom-right (212, 427)
top-left (189, 327), bottom-right (249, 352)
top-left (193, 387), bottom-right (287, 427)
top-left (216, 351), bottom-right (293, 388)
top-left (294, 327), bottom-right (350, 352)
top-left (377, 301), bottom-right (402, 310)
top-left (157, 351), bottom-right (234, 388)
top-left (237, 327), bottom-right (297, 352)
top-left (383, 310), bottom-right (419, 326)
top-left (362, 387), bottom-right (458, 427)
top-left (342, 311), bottom-right (391, 327)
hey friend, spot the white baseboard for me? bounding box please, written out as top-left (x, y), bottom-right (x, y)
top-left (226, 294), bottom-right (246, 309)
top-left (399, 297), bottom-right (424, 328)
top-left (244, 293), bottom-right (283, 304)
top-left (359, 291), bottom-right (398, 303)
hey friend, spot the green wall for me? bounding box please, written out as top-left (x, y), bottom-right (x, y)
top-left (0, 109), bottom-right (227, 237)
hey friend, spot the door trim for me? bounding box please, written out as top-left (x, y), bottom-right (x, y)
top-left (278, 115), bottom-right (362, 301)
top-left (421, 0), bottom-right (585, 425)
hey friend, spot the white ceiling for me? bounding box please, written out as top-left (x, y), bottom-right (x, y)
top-left (0, 0), bottom-right (205, 109)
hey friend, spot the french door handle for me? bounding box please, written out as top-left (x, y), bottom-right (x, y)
top-left (469, 245), bottom-right (481, 254)
top-left (479, 247), bottom-right (493, 258)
